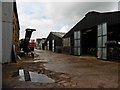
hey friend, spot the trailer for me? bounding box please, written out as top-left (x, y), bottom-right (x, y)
top-left (22, 28), bottom-right (36, 54)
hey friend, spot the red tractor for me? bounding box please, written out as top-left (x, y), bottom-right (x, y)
top-left (28, 39), bottom-right (36, 51)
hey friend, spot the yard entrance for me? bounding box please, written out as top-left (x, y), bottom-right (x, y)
top-left (81, 26), bottom-right (97, 56)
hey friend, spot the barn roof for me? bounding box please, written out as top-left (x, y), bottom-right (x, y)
top-left (44, 32), bottom-right (66, 44)
top-left (51, 32), bottom-right (66, 38)
top-left (63, 11), bottom-right (120, 38)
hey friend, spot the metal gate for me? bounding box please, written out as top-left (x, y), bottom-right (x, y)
top-left (97, 23), bottom-right (107, 59)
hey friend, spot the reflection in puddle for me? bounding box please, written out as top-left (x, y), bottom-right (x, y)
top-left (29, 71), bottom-right (55, 83)
top-left (33, 60), bottom-right (48, 63)
top-left (19, 69), bottom-right (25, 81)
top-left (19, 69), bottom-right (55, 83)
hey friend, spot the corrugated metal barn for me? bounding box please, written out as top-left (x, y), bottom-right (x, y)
top-left (45, 32), bottom-right (66, 53)
top-left (39, 38), bottom-right (46, 50)
top-left (63, 11), bottom-right (120, 60)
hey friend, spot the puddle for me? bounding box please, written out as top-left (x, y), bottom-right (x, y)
top-left (19, 69), bottom-right (25, 81)
top-left (33, 60), bottom-right (48, 63)
top-left (33, 58), bottom-right (41, 60)
top-left (19, 69), bottom-right (55, 83)
top-left (29, 71), bottom-right (55, 83)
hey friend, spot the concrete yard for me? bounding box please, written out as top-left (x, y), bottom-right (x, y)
top-left (2, 50), bottom-right (119, 88)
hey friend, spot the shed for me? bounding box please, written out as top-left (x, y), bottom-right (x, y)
top-left (45, 32), bottom-right (66, 53)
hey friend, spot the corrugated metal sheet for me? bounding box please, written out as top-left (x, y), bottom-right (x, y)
top-left (52, 32), bottom-right (66, 38)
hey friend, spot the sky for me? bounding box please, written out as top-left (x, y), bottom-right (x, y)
top-left (16, 0), bottom-right (119, 40)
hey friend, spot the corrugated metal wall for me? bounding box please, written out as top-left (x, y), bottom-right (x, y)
top-left (74, 31), bottom-right (81, 55)
top-left (97, 23), bottom-right (107, 59)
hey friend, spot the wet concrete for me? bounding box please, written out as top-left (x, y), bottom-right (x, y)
top-left (38, 50), bottom-right (119, 88)
top-left (2, 50), bottom-right (119, 88)
top-left (33, 59), bottom-right (48, 63)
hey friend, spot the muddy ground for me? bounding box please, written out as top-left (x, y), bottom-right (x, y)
top-left (2, 50), bottom-right (120, 88)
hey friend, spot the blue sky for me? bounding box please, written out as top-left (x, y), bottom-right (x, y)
top-left (16, 0), bottom-right (119, 40)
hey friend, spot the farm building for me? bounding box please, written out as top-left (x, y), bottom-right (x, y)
top-left (63, 11), bottom-right (120, 60)
top-left (36, 38), bottom-right (42, 49)
top-left (1, 1), bottom-right (20, 63)
top-left (36, 38), bottom-right (46, 50)
top-left (45, 32), bottom-right (66, 53)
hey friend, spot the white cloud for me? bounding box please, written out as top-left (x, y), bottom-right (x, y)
top-left (16, 0), bottom-right (120, 2)
top-left (58, 25), bottom-right (70, 33)
top-left (17, 1), bottom-right (118, 40)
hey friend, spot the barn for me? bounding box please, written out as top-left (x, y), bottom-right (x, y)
top-left (63, 11), bottom-right (120, 60)
top-left (45, 32), bottom-right (66, 53)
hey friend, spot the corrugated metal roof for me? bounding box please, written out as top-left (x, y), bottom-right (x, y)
top-left (51, 32), bottom-right (66, 38)
top-left (63, 11), bottom-right (120, 38)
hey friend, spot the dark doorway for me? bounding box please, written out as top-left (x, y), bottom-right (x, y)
top-left (42, 43), bottom-right (45, 50)
top-left (107, 24), bottom-right (120, 60)
top-left (49, 40), bottom-right (52, 51)
top-left (81, 27), bottom-right (97, 56)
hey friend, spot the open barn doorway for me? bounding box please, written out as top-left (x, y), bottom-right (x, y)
top-left (81, 26), bottom-right (97, 56)
top-left (107, 24), bottom-right (120, 60)
top-left (49, 40), bottom-right (52, 51)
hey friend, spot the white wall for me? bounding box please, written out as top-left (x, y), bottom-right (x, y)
top-left (2, 2), bottom-right (13, 63)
